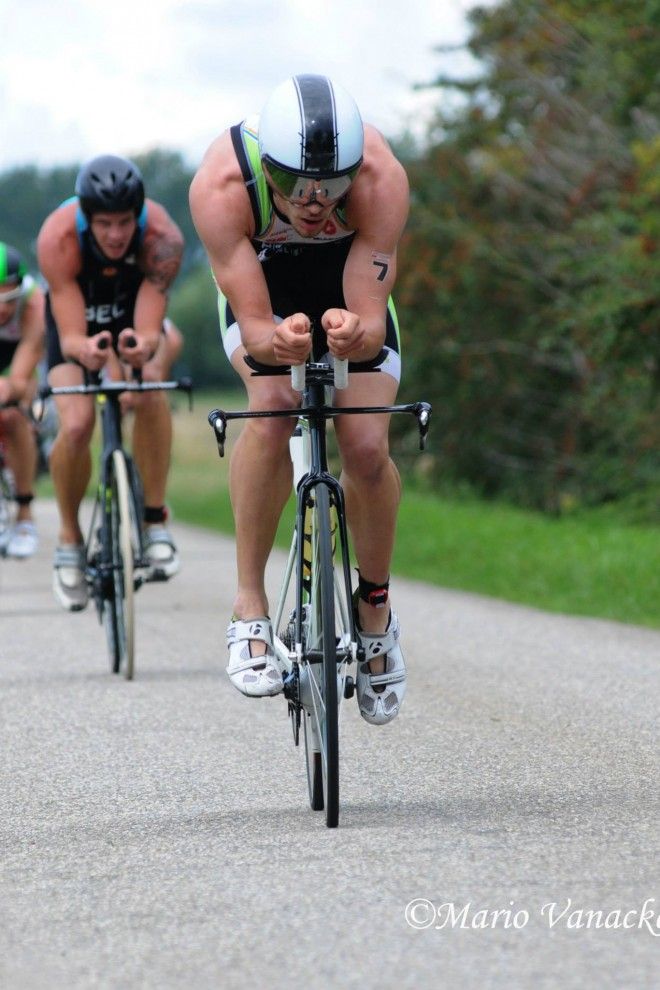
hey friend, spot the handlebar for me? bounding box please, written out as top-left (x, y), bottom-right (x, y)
top-left (39, 377), bottom-right (194, 412)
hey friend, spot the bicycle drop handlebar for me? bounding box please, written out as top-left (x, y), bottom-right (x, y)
top-left (39, 332), bottom-right (193, 407)
top-left (208, 357), bottom-right (431, 457)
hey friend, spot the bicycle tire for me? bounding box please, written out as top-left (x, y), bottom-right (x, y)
top-left (0, 465), bottom-right (13, 553)
top-left (104, 450), bottom-right (135, 679)
top-left (301, 483), bottom-right (340, 828)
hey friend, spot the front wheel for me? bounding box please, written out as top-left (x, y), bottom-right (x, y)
top-left (300, 484), bottom-right (339, 828)
top-left (104, 450), bottom-right (136, 679)
top-left (0, 464), bottom-right (13, 554)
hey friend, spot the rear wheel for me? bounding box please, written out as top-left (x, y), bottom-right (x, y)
top-left (301, 484), bottom-right (340, 828)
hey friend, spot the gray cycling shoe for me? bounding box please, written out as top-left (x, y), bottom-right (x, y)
top-left (356, 612), bottom-right (407, 725)
top-left (53, 544), bottom-right (88, 612)
top-left (143, 525), bottom-right (180, 579)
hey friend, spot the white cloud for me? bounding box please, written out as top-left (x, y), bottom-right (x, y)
top-left (0, 0), bottom-right (487, 171)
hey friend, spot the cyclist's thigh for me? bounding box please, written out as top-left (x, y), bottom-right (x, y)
top-left (48, 362), bottom-right (95, 433)
top-left (333, 369), bottom-right (398, 454)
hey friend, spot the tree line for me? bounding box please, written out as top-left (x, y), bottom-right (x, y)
top-left (395, 0), bottom-right (660, 519)
top-left (1, 0), bottom-right (658, 518)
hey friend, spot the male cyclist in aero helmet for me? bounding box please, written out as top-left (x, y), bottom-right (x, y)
top-left (191, 74), bottom-right (409, 725)
top-left (38, 154), bottom-right (184, 611)
top-left (0, 243), bottom-right (45, 558)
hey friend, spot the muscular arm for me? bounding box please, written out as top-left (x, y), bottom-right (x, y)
top-left (36, 202), bottom-right (89, 362)
top-left (6, 287), bottom-right (46, 399)
top-left (130, 201), bottom-right (184, 356)
top-left (190, 133), bottom-right (293, 365)
top-left (340, 126), bottom-right (409, 359)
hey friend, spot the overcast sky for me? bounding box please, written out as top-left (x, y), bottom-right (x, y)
top-left (1, 0), bottom-right (488, 173)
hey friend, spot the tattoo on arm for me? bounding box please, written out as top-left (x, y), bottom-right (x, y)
top-left (371, 251), bottom-right (391, 282)
top-left (143, 237), bottom-right (183, 293)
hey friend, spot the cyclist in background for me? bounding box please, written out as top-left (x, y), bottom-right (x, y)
top-left (190, 74), bottom-right (409, 725)
top-left (37, 155), bottom-right (184, 611)
top-left (0, 243), bottom-right (45, 559)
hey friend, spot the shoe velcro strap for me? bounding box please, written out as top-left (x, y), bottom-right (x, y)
top-left (227, 617), bottom-right (274, 650)
top-left (358, 627), bottom-right (398, 658)
top-left (144, 527), bottom-right (176, 551)
top-left (228, 650), bottom-right (276, 675)
top-left (54, 546), bottom-right (86, 569)
top-left (367, 666), bottom-right (406, 688)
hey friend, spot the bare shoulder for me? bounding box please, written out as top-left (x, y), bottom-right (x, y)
top-left (143, 198), bottom-right (183, 245)
top-left (189, 129), bottom-right (254, 246)
top-left (345, 124), bottom-right (409, 238)
top-left (36, 201), bottom-right (80, 282)
top-left (363, 125), bottom-right (408, 189)
top-left (140, 199), bottom-right (183, 290)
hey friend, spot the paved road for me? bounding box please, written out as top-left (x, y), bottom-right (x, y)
top-left (1, 500), bottom-right (658, 989)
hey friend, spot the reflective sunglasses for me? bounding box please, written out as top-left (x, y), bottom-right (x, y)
top-left (262, 159), bottom-right (362, 206)
top-left (0, 283), bottom-right (23, 304)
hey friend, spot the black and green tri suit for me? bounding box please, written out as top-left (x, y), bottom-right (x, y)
top-left (45, 197), bottom-right (148, 369)
top-left (218, 115), bottom-right (401, 381)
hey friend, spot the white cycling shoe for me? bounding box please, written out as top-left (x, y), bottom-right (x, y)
top-left (356, 612), bottom-right (407, 725)
top-left (6, 521), bottom-right (39, 559)
top-left (226, 617), bottom-right (284, 698)
top-left (53, 544), bottom-right (89, 612)
top-left (143, 525), bottom-right (180, 579)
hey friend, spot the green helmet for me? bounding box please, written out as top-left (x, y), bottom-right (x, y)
top-left (0, 242), bottom-right (27, 285)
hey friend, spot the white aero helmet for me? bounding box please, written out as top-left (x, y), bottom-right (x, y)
top-left (258, 74), bottom-right (364, 204)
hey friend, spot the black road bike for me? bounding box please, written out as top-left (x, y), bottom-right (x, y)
top-left (209, 355), bottom-right (430, 827)
top-left (43, 370), bottom-right (192, 679)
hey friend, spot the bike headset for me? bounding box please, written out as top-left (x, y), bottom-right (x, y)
top-left (0, 243), bottom-right (27, 304)
top-left (258, 74), bottom-right (364, 207)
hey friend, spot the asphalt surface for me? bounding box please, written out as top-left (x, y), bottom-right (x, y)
top-left (1, 499), bottom-right (659, 989)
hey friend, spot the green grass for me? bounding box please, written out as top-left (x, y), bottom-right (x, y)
top-left (40, 389), bottom-right (660, 630)
top-left (391, 492), bottom-right (660, 628)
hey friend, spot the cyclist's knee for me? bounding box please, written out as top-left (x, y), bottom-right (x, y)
top-left (58, 412), bottom-right (95, 449)
top-left (130, 386), bottom-right (168, 414)
top-left (0, 407), bottom-right (22, 433)
top-left (244, 411), bottom-right (293, 450)
top-left (138, 359), bottom-right (163, 384)
top-left (339, 432), bottom-right (390, 483)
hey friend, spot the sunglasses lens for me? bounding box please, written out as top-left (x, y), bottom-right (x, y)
top-left (264, 162), bottom-right (360, 204)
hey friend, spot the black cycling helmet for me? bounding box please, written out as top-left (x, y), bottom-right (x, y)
top-left (0, 242), bottom-right (26, 285)
top-left (75, 154), bottom-right (145, 219)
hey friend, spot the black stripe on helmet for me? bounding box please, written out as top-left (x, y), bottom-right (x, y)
top-left (293, 74), bottom-right (337, 174)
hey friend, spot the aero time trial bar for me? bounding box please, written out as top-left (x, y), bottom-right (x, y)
top-left (291, 357), bottom-right (348, 391)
